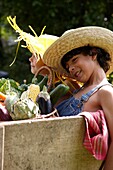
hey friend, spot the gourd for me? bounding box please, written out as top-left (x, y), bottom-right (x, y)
top-left (4, 93), bottom-right (19, 113)
top-left (11, 98), bottom-right (40, 120)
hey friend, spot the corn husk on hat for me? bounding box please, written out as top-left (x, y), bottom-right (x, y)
top-left (43, 26), bottom-right (113, 77)
top-left (7, 16), bottom-right (59, 57)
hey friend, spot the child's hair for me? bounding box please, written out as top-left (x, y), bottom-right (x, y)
top-left (61, 45), bottom-right (111, 73)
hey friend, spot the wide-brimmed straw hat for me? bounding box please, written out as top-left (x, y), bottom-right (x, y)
top-left (7, 16), bottom-right (59, 57)
top-left (43, 26), bottom-right (113, 77)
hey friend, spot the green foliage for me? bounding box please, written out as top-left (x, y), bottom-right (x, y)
top-left (107, 72), bottom-right (113, 84)
top-left (1, 0), bottom-right (113, 83)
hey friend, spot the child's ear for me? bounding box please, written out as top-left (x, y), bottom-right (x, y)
top-left (92, 54), bottom-right (97, 61)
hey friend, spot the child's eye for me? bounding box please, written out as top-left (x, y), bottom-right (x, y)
top-left (35, 54), bottom-right (40, 60)
top-left (66, 64), bottom-right (69, 72)
top-left (72, 57), bottom-right (77, 63)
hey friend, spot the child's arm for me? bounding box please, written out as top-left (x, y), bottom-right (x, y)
top-left (99, 86), bottom-right (113, 170)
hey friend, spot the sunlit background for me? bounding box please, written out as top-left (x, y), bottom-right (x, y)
top-left (1, 0), bottom-right (113, 84)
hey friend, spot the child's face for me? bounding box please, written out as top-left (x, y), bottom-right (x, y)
top-left (66, 53), bottom-right (96, 83)
top-left (29, 53), bottom-right (45, 75)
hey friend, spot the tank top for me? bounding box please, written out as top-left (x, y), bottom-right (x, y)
top-left (56, 81), bottom-right (112, 117)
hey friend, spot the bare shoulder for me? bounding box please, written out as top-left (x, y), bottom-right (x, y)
top-left (98, 84), bottom-right (113, 105)
top-left (99, 84), bottom-right (113, 91)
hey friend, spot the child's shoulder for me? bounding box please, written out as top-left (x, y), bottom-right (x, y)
top-left (98, 84), bottom-right (113, 97)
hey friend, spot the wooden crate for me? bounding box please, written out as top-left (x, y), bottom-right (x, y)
top-left (0, 116), bottom-right (103, 170)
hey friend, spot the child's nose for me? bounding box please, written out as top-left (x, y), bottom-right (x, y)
top-left (29, 54), bottom-right (34, 61)
top-left (69, 65), bottom-right (75, 72)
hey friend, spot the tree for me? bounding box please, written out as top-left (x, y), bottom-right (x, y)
top-left (1, 0), bottom-right (113, 83)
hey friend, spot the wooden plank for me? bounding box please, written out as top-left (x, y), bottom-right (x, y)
top-left (0, 126), bottom-right (4, 170)
top-left (0, 116), bottom-right (103, 170)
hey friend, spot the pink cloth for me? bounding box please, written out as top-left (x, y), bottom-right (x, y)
top-left (79, 110), bottom-right (109, 160)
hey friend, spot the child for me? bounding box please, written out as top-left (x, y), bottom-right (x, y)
top-left (43, 26), bottom-right (113, 170)
top-left (7, 16), bottom-right (80, 100)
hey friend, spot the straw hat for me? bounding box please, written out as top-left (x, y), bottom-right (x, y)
top-left (43, 26), bottom-right (113, 77)
top-left (7, 16), bottom-right (59, 57)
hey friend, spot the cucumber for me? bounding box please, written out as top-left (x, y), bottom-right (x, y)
top-left (50, 84), bottom-right (70, 106)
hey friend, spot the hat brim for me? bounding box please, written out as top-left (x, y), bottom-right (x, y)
top-left (43, 26), bottom-right (113, 77)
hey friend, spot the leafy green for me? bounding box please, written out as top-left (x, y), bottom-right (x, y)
top-left (0, 78), bottom-right (22, 96)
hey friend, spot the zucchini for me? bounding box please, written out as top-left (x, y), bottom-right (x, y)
top-left (50, 84), bottom-right (70, 106)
